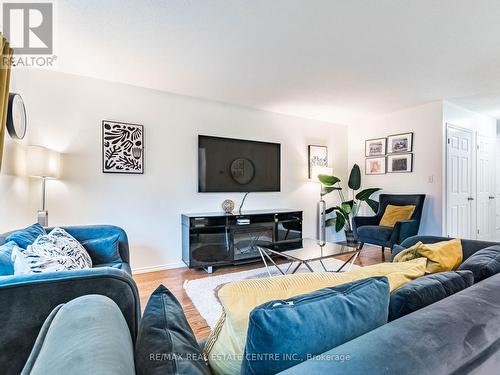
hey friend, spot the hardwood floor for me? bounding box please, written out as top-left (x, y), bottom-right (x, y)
top-left (133, 244), bottom-right (390, 340)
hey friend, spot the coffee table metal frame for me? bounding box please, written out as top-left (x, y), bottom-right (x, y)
top-left (257, 244), bottom-right (359, 277)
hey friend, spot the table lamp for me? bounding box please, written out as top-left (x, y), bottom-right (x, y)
top-left (27, 145), bottom-right (61, 227)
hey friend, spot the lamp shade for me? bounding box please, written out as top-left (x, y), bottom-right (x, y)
top-left (27, 145), bottom-right (61, 179)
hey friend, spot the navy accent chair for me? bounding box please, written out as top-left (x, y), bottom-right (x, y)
top-left (0, 225), bottom-right (140, 375)
top-left (352, 194), bottom-right (426, 252)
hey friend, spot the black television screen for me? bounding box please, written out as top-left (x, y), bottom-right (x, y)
top-left (198, 135), bottom-right (281, 192)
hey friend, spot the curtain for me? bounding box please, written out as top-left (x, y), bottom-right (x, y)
top-left (0, 33), bottom-right (13, 172)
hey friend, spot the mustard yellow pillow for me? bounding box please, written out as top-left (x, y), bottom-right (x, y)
top-left (379, 204), bottom-right (416, 227)
top-left (204, 259), bottom-right (426, 375)
top-left (394, 239), bottom-right (463, 274)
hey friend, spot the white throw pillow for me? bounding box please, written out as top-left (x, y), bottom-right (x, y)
top-left (43, 228), bottom-right (93, 268)
top-left (11, 228), bottom-right (92, 275)
top-left (11, 246), bottom-right (33, 274)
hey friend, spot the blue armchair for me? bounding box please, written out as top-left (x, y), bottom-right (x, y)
top-left (0, 225), bottom-right (140, 375)
top-left (352, 194), bottom-right (426, 252)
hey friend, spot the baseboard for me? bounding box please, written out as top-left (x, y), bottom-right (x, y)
top-left (132, 261), bottom-right (186, 275)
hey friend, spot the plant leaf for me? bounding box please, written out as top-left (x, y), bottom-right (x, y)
top-left (341, 202), bottom-right (352, 214)
top-left (366, 198), bottom-right (379, 213)
top-left (318, 174), bottom-right (341, 187)
top-left (355, 188), bottom-right (381, 201)
top-left (348, 164), bottom-right (361, 190)
top-left (325, 218), bottom-right (336, 227)
top-left (325, 206), bottom-right (340, 214)
top-left (335, 213), bottom-right (346, 232)
top-left (320, 186), bottom-right (342, 197)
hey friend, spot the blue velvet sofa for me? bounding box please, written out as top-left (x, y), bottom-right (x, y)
top-left (0, 225), bottom-right (140, 375)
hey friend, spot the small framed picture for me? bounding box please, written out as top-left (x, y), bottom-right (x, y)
top-left (308, 145), bottom-right (328, 179)
top-left (365, 157), bottom-right (386, 175)
top-left (387, 132), bottom-right (413, 153)
top-left (365, 138), bottom-right (386, 157)
top-left (387, 153), bottom-right (413, 173)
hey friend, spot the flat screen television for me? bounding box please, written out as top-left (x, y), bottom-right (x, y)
top-left (198, 135), bottom-right (281, 192)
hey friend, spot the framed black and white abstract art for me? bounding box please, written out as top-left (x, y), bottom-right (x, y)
top-left (387, 153), bottom-right (413, 173)
top-left (387, 132), bottom-right (413, 154)
top-left (102, 120), bottom-right (144, 174)
top-left (365, 137), bottom-right (386, 157)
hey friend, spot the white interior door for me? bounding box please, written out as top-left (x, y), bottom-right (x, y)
top-left (446, 125), bottom-right (474, 239)
top-left (497, 136), bottom-right (500, 240)
top-left (476, 135), bottom-right (496, 241)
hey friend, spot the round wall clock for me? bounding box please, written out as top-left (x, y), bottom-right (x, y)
top-left (7, 93), bottom-right (27, 140)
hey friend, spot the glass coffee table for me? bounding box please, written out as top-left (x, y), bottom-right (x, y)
top-left (257, 238), bottom-right (360, 277)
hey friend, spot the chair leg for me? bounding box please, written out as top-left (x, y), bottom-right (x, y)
top-left (358, 242), bottom-right (364, 250)
top-left (381, 246), bottom-right (385, 253)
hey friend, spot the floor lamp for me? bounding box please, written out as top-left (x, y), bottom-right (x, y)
top-left (312, 166), bottom-right (333, 242)
top-left (27, 146), bottom-right (61, 227)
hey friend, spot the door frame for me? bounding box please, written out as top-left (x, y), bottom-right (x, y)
top-left (445, 123), bottom-right (476, 239)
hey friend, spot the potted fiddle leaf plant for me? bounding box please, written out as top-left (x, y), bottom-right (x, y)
top-left (318, 164), bottom-right (380, 244)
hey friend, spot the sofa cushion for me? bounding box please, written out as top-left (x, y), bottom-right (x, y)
top-left (21, 295), bottom-right (135, 375)
top-left (0, 241), bottom-right (16, 276)
top-left (242, 277), bottom-right (390, 375)
top-left (458, 245), bottom-right (500, 282)
top-left (81, 234), bottom-right (121, 264)
top-left (6, 223), bottom-right (46, 249)
top-left (135, 285), bottom-right (210, 375)
top-left (205, 259), bottom-right (426, 375)
top-left (388, 270), bottom-right (474, 321)
top-left (379, 205), bottom-right (416, 228)
top-left (357, 225), bottom-right (393, 242)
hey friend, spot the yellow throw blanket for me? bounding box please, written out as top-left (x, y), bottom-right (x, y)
top-left (205, 259), bottom-right (427, 375)
top-left (393, 239), bottom-right (463, 274)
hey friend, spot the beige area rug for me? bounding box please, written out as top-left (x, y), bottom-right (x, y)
top-left (183, 258), bottom-right (360, 329)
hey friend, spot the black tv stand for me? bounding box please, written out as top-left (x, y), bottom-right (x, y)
top-left (181, 209), bottom-right (303, 273)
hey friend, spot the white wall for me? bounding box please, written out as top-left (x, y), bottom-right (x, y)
top-left (443, 102), bottom-right (497, 137)
top-left (348, 102), bottom-right (444, 235)
top-left (2, 69), bottom-right (348, 272)
top-left (0, 136), bottom-right (32, 229)
top-left (348, 101), bottom-right (497, 238)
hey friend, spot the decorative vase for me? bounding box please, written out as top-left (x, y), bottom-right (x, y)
top-left (344, 229), bottom-right (356, 245)
top-left (221, 199), bottom-right (235, 214)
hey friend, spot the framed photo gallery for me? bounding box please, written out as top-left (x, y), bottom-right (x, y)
top-left (365, 132), bottom-right (413, 174)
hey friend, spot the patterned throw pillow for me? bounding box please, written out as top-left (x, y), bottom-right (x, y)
top-left (11, 228), bottom-right (92, 275)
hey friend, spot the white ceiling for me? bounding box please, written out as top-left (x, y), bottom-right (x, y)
top-left (46, 0), bottom-right (500, 123)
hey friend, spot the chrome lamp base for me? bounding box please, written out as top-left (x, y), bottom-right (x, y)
top-left (37, 210), bottom-right (48, 227)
